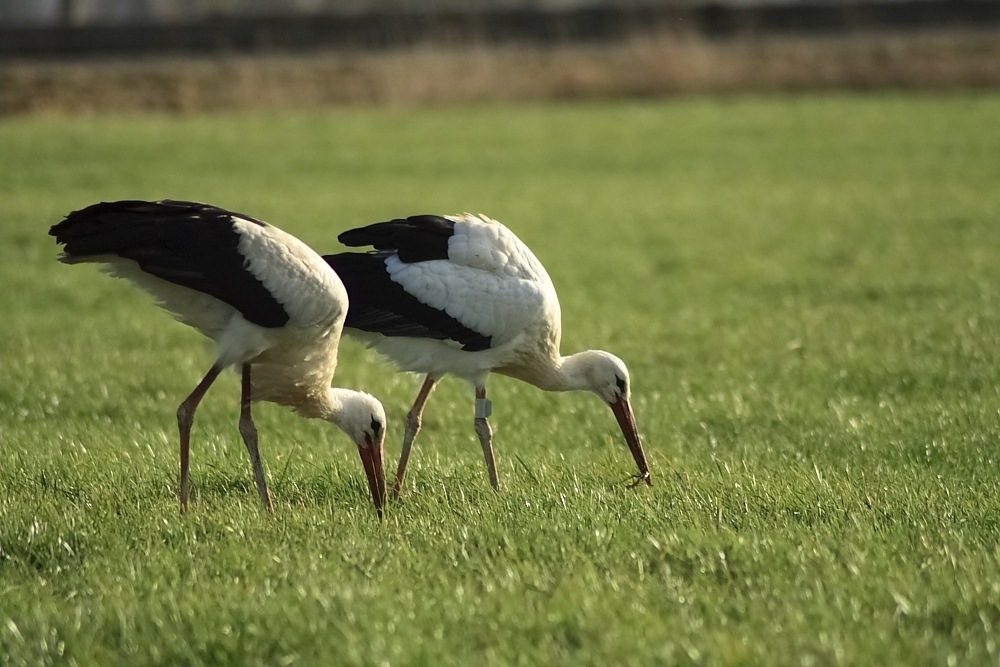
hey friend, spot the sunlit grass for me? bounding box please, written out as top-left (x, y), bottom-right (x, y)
top-left (2, 93), bottom-right (999, 666)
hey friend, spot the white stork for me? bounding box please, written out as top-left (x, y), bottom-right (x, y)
top-left (50, 200), bottom-right (387, 515)
top-left (323, 213), bottom-right (651, 494)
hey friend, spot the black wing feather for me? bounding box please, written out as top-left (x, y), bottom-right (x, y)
top-left (324, 251), bottom-right (492, 353)
top-left (50, 199), bottom-right (290, 328)
top-left (337, 215), bottom-right (455, 263)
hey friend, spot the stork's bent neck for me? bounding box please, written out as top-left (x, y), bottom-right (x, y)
top-left (286, 386), bottom-right (347, 422)
top-left (498, 350), bottom-right (602, 393)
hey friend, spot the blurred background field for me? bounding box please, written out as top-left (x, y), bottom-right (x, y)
top-left (2, 0), bottom-right (1000, 114)
top-left (2, 2), bottom-right (1000, 666)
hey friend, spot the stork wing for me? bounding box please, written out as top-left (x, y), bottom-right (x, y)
top-left (330, 214), bottom-right (555, 351)
top-left (337, 215), bottom-right (455, 263)
top-left (324, 251), bottom-right (492, 352)
top-left (338, 213), bottom-right (549, 281)
top-left (50, 200), bottom-right (291, 328)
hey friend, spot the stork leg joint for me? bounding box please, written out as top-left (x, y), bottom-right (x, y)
top-left (405, 405), bottom-right (423, 435)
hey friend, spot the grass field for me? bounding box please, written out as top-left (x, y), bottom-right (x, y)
top-left (2, 93), bottom-right (999, 666)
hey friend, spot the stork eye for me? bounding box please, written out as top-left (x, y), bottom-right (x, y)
top-left (615, 376), bottom-right (627, 395)
top-left (370, 416), bottom-right (383, 438)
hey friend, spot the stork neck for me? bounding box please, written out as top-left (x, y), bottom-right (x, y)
top-left (514, 351), bottom-right (596, 393)
top-left (553, 352), bottom-right (601, 392)
top-left (282, 386), bottom-right (334, 420)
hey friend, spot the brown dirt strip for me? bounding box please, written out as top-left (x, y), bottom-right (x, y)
top-left (3, 30), bottom-right (999, 115)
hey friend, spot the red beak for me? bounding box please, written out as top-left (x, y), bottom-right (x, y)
top-left (610, 396), bottom-right (652, 487)
top-left (357, 436), bottom-right (386, 519)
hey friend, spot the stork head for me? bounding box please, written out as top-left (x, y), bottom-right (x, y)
top-left (570, 350), bottom-right (652, 488)
top-left (328, 390), bottom-right (387, 518)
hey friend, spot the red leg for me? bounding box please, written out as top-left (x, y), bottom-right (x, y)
top-left (393, 375), bottom-right (438, 496)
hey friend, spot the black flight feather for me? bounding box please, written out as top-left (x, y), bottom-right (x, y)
top-left (50, 200), bottom-right (290, 328)
top-left (324, 252), bottom-right (492, 353)
top-left (337, 215), bottom-right (454, 263)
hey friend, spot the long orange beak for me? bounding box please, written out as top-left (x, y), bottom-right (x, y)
top-left (610, 396), bottom-right (652, 487)
top-left (357, 437), bottom-right (386, 519)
